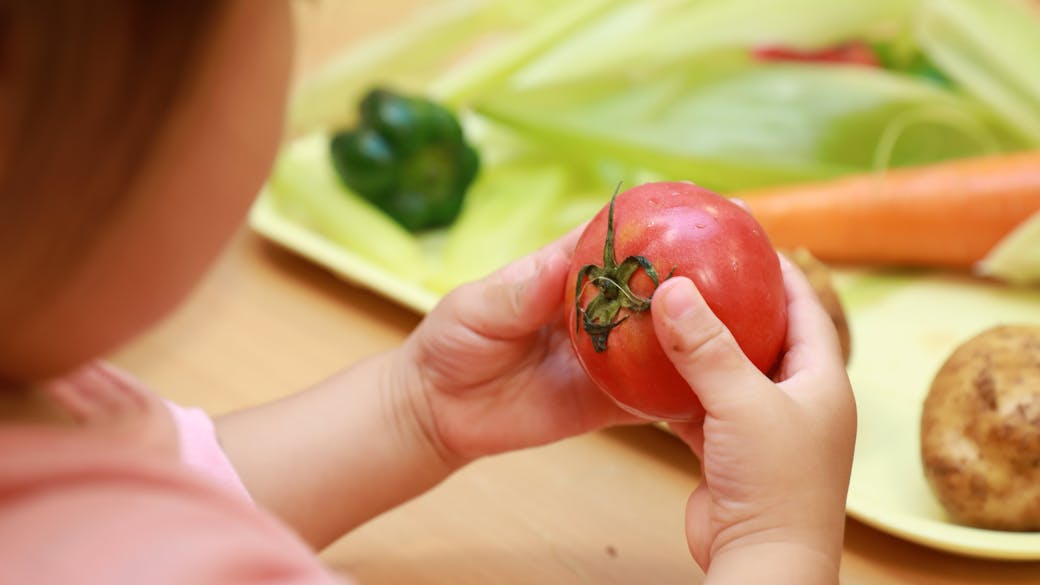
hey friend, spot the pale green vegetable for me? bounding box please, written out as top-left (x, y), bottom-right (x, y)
top-left (477, 60), bottom-right (1019, 191)
top-left (289, 0), bottom-right (564, 135)
top-left (276, 0), bottom-right (1040, 288)
top-left (917, 0), bottom-right (1040, 144)
top-left (976, 210), bottom-right (1040, 286)
top-left (268, 133), bottom-right (426, 279)
top-left (430, 0), bottom-right (627, 107)
top-left (514, 0), bottom-right (916, 87)
top-left (289, 0), bottom-right (485, 135)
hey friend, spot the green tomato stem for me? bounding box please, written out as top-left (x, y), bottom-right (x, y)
top-left (573, 187), bottom-right (667, 353)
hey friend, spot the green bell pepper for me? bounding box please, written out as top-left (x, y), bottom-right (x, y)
top-left (329, 88), bottom-right (480, 232)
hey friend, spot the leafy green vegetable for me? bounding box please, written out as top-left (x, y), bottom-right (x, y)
top-left (916, 0), bottom-right (1040, 145)
top-left (511, 0), bottom-right (916, 88)
top-left (273, 0), bottom-right (1040, 287)
top-left (430, 0), bottom-right (627, 107)
top-left (329, 88), bottom-right (479, 232)
top-left (477, 59), bottom-right (1020, 191)
top-left (268, 133), bottom-right (426, 278)
top-left (977, 210), bottom-right (1040, 286)
top-left (289, 0), bottom-right (487, 135)
top-left (288, 0), bottom-right (564, 135)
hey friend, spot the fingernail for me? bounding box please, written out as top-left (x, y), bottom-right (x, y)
top-left (661, 279), bottom-right (695, 320)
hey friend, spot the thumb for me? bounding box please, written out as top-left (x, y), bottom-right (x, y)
top-left (651, 277), bottom-right (766, 416)
top-left (438, 221), bottom-right (587, 339)
top-left (436, 241), bottom-right (570, 340)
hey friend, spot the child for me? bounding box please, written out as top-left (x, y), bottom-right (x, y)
top-left (0, 2), bottom-right (856, 584)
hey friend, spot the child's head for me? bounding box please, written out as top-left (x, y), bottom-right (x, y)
top-left (0, 1), bottom-right (293, 383)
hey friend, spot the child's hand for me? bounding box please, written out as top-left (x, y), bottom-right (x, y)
top-left (392, 227), bottom-right (640, 466)
top-left (217, 226), bottom-right (640, 547)
top-left (651, 255), bottom-right (856, 582)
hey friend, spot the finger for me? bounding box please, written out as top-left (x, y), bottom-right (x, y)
top-left (651, 277), bottom-right (765, 416)
top-left (774, 253), bottom-right (845, 388)
top-left (685, 482), bottom-right (714, 572)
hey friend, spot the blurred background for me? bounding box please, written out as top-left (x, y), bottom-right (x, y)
top-left (271, 0), bottom-right (1039, 302)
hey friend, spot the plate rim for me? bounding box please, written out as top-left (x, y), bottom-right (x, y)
top-left (249, 190), bottom-right (439, 314)
top-left (846, 498), bottom-right (1040, 561)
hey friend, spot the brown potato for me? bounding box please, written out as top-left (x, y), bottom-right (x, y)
top-left (920, 325), bottom-right (1040, 531)
top-left (784, 248), bottom-right (851, 364)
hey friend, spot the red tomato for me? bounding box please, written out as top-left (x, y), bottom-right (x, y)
top-left (565, 182), bottom-right (787, 422)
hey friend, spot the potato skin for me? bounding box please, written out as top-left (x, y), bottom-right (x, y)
top-left (920, 325), bottom-right (1040, 531)
top-left (784, 248), bottom-right (851, 364)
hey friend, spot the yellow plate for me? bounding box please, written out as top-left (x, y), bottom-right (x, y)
top-left (840, 273), bottom-right (1040, 560)
top-left (250, 190), bottom-right (439, 314)
top-left (251, 196), bottom-right (1040, 559)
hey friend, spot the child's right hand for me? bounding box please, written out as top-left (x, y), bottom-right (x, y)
top-left (651, 254), bottom-right (856, 583)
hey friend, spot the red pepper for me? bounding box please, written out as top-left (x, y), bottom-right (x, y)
top-left (753, 40), bottom-right (881, 67)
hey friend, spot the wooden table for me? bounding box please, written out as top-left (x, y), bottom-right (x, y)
top-left (111, 2), bottom-right (1040, 583)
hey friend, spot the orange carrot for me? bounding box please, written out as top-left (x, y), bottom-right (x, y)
top-left (741, 151), bottom-right (1040, 269)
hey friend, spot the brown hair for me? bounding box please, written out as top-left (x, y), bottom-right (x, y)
top-left (0, 1), bottom-right (227, 314)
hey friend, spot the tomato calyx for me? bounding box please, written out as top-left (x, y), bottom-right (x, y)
top-left (573, 189), bottom-right (670, 353)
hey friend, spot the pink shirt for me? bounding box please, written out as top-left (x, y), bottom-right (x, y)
top-left (0, 362), bottom-right (346, 585)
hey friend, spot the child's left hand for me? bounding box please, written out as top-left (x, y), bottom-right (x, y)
top-left (391, 227), bottom-right (640, 467)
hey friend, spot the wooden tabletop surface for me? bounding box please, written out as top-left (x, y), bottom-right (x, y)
top-left (111, 2), bottom-right (1040, 583)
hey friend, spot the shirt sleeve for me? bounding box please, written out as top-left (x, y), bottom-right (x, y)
top-left (164, 399), bottom-right (254, 503)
